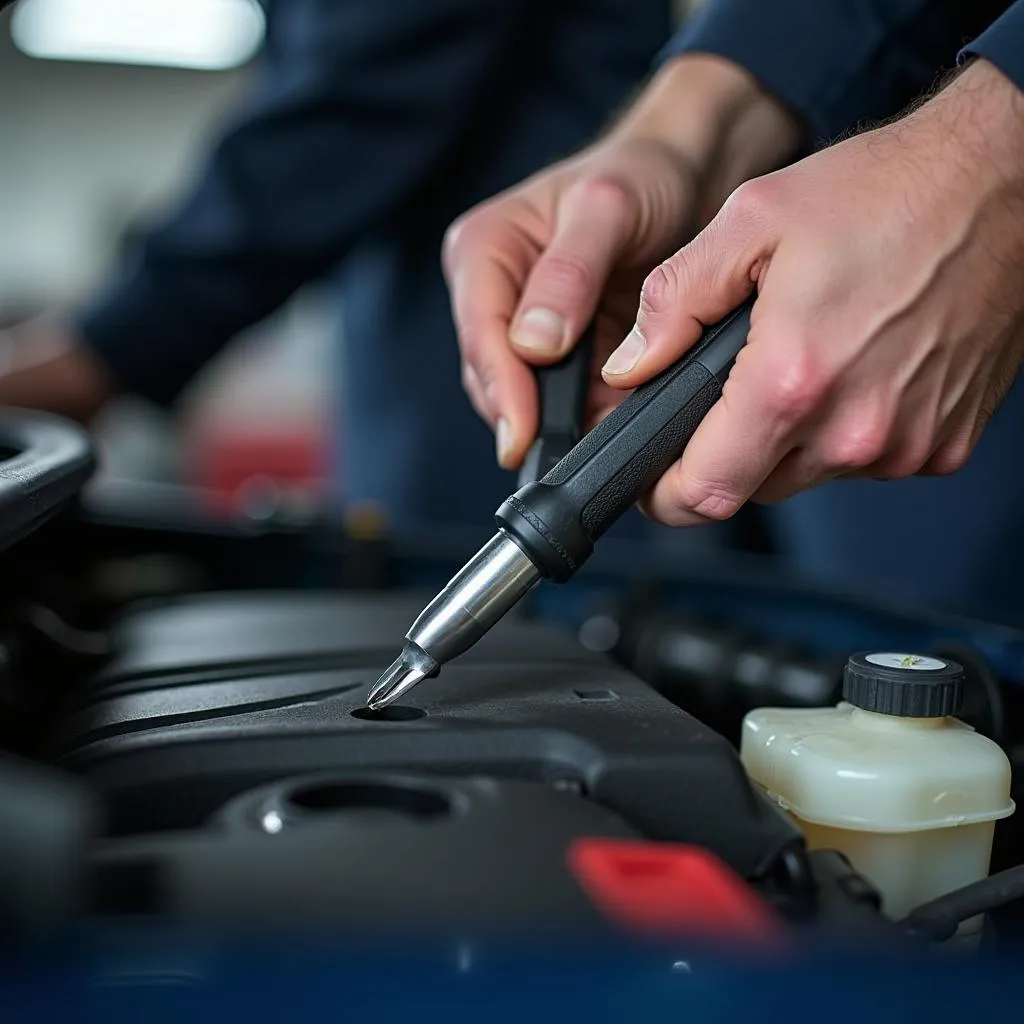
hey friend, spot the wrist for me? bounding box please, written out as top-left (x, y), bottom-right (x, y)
top-left (897, 58), bottom-right (1024, 256)
top-left (611, 54), bottom-right (805, 219)
top-left (929, 59), bottom-right (1024, 188)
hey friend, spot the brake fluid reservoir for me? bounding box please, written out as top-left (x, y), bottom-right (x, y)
top-left (741, 652), bottom-right (1014, 935)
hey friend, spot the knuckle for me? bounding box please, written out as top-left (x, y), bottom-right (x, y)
top-left (442, 206), bottom-right (491, 272)
top-left (690, 490), bottom-right (743, 522)
top-left (821, 422), bottom-right (890, 471)
top-left (460, 361), bottom-right (480, 396)
top-left (473, 361), bottom-right (498, 404)
top-left (722, 178), bottom-right (777, 228)
top-left (638, 261), bottom-right (677, 319)
top-left (763, 355), bottom-right (826, 425)
top-left (462, 385), bottom-right (490, 425)
top-left (572, 174), bottom-right (635, 219)
top-left (456, 324), bottom-right (483, 362)
top-left (667, 471), bottom-right (743, 523)
top-left (455, 320), bottom-right (500, 367)
top-left (536, 252), bottom-right (595, 297)
top-left (459, 349), bottom-right (497, 405)
top-left (442, 213), bottom-right (471, 268)
top-left (873, 443), bottom-right (932, 480)
top-left (928, 440), bottom-right (973, 476)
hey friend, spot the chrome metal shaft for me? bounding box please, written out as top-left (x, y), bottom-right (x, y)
top-left (366, 530), bottom-right (540, 708)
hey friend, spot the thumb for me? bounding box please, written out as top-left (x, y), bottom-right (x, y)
top-left (601, 179), bottom-right (780, 387)
top-left (509, 177), bottom-right (637, 362)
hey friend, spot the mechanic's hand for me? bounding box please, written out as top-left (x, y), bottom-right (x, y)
top-left (0, 318), bottom-right (112, 423)
top-left (600, 58), bottom-right (1024, 527)
top-left (443, 56), bottom-right (802, 469)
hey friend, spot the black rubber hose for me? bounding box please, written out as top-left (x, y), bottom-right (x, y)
top-left (0, 411), bottom-right (95, 552)
top-left (900, 865), bottom-right (1024, 942)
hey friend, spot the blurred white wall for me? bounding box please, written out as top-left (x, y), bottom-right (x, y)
top-left (0, 9), bottom-right (248, 310)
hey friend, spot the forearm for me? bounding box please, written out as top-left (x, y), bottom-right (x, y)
top-left (922, 59), bottom-right (1024, 219)
top-left (606, 55), bottom-right (803, 224)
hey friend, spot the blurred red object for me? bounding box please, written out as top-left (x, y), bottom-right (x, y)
top-left (185, 423), bottom-right (329, 519)
top-left (569, 838), bottom-right (785, 945)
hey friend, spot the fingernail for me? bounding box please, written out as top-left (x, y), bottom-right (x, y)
top-left (511, 307), bottom-right (565, 354)
top-left (602, 326), bottom-right (645, 376)
top-left (496, 417), bottom-right (512, 467)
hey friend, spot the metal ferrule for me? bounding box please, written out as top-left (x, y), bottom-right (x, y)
top-left (405, 530), bottom-right (541, 665)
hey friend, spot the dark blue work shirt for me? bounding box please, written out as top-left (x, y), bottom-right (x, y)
top-left (77, 0), bottom-right (671, 531)
top-left (76, 0), bottom-right (1024, 533)
top-left (667, 0), bottom-right (1024, 143)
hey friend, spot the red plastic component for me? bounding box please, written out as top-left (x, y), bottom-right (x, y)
top-left (568, 838), bottom-right (784, 943)
top-left (185, 426), bottom-right (327, 518)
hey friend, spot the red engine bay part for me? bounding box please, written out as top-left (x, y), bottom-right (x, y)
top-left (569, 839), bottom-right (786, 945)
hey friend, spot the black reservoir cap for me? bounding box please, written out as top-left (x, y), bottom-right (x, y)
top-left (843, 652), bottom-right (964, 718)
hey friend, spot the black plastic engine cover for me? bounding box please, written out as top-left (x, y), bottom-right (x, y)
top-left (52, 592), bottom-right (801, 881)
top-left (90, 773), bottom-right (641, 935)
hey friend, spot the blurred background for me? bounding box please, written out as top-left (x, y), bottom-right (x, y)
top-left (1, 2), bottom-right (1022, 963)
top-left (0, 1), bottom-right (703, 523)
top-left (0, 0), bottom-right (346, 516)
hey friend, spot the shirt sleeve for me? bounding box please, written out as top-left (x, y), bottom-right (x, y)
top-left (661, 0), bottom-right (1015, 144)
top-left (960, 1), bottom-right (1024, 92)
top-left (77, 0), bottom-right (526, 406)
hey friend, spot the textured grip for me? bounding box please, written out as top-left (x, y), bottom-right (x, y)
top-left (543, 358), bottom-right (721, 540)
top-left (582, 369), bottom-right (720, 535)
top-left (496, 300), bottom-right (752, 582)
top-left (543, 361), bottom-right (715, 492)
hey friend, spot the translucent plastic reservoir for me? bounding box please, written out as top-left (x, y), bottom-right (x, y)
top-left (741, 700), bottom-right (1014, 935)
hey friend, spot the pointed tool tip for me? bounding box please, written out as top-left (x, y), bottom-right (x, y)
top-left (366, 651), bottom-right (429, 710)
top-left (363, 691), bottom-right (390, 712)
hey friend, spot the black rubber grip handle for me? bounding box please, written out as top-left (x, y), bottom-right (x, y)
top-left (0, 411), bottom-right (96, 552)
top-left (496, 298), bottom-right (752, 582)
top-left (517, 326), bottom-right (594, 487)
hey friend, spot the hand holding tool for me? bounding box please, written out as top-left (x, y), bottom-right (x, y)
top-left (367, 298), bottom-right (754, 709)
